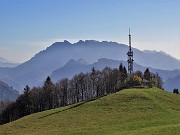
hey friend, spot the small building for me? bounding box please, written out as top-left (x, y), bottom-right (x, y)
top-left (142, 79), bottom-right (151, 87)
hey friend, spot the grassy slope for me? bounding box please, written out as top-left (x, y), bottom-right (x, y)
top-left (0, 88), bottom-right (179, 135)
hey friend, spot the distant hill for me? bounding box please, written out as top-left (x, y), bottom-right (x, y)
top-left (0, 57), bottom-right (20, 68)
top-left (0, 40), bottom-right (179, 92)
top-left (0, 80), bottom-right (19, 101)
top-left (164, 75), bottom-right (180, 92)
top-left (0, 88), bottom-right (179, 135)
top-left (0, 62), bottom-right (20, 68)
top-left (51, 58), bottom-right (142, 82)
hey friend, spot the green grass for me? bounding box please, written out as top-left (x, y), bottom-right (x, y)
top-left (0, 88), bottom-right (180, 135)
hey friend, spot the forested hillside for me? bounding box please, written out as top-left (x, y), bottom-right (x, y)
top-left (0, 88), bottom-right (179, 135)
top-left (0, 64), bottom-right (163, 124)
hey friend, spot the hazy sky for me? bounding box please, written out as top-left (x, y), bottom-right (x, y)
top-left (0, 0), bottom-right (179, 62)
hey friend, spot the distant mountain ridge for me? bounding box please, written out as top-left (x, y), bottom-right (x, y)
top-left (29, 40), bottom-right (180, 70)
top-left (0, 40), bottom-right (179, 93)
top-left (0, 57), bottom-right (9, 63)
top-left (143, 50), bottom-right (180, 64)
top-left (0, 57), bottom-right (20, 68)
top-left (164, 75), bottom-right (180, 91)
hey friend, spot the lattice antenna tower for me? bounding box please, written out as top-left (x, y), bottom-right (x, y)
top-left (127, 28), bottom-right (134, 74)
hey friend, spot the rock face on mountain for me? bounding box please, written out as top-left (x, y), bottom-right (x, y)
top-left (0, 40), bottom-right (179, 92)
top-left (0, 81), bottom-right (19, 101)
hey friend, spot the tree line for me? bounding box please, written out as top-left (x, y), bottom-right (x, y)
top-left (0, 64), bottom-right (163, 124)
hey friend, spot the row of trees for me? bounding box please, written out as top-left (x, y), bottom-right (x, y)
top-left (173, 89), bottom-right (179, 94)
top-left (134, 68), bottom-right (163, 88)
top-left (0, 65), bottom-right (163, 124)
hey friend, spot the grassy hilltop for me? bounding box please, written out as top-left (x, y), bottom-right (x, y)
top-left (0, 88), bottom-right (179, 135)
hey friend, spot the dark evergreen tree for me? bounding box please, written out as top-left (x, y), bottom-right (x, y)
top-left (173, 89), bottom-right (179, 94)
top-left (42, 76), bottom-right (54, 110)
top-left (144, 68), bottom-right (151, 81)
top-left (24, 85), bottom-right (30, 93)
top-left (118, 63), bottom-right (128, 88)
top-left (119, 63), bottom-right (123, 73)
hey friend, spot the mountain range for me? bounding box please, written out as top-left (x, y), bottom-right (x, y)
top-left (51, 58), bottom-right (180, 92)
top-left (0, 40), bottom-right (179, 94)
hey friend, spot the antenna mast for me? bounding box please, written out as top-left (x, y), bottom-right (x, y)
top-left (127, 28), bottom-right (134, 74)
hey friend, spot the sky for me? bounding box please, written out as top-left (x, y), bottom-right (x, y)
top-left (0, 0), bottom-right (179, 63)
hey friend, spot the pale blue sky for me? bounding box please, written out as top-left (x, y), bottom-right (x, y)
top-left (0, 0), bottom-right (179, 62)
